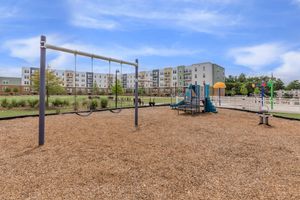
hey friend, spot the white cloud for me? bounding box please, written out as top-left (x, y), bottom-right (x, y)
top-left (2, 35), bottom-right (199, 74)
top-left (48, 44), bottom-right (199, 71)
top-left (67, 0), bottom-right (241, 33)
top-left (3, 35), bottom-right (62, 64)
top-left (71, 15), bottom-right (118, 30)
top-left (228, 43), bottom-right (285, 70)
top-left (274, 51), bottom-right (300, 82)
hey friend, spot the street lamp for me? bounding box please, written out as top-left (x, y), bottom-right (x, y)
top-left (115, 69), bottom-right (119, 108)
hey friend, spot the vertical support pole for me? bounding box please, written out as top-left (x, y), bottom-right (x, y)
top-left (39, 35), bottom-right (46, 146)
top-left (270, 81), bottom-right (274, 110)
top-left (115, 70), bottom-right (118, 108)
top-left (261, 85), bottom-right (265, 108)
top-left (134, 59), bottom-right (139, 127)
top-left (219, 88), bottom-right (221, 106)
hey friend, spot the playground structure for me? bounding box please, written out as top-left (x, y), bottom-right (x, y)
top-left (39, 35), bottom-right (139, 146)
top-left (170, 83), bottom-right (217, 114)
top-left (258, 79), bottom-right (274, 126)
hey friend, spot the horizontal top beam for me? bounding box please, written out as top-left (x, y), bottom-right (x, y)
top-left (43, 43), bottom-right (138, 67)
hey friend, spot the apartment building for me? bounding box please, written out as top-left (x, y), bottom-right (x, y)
top-left (21, 67), bottom-right (39, 86)
top-left (177, 66), bottom-right (185, 88)
top-left (152, 69), bottom-right (159, 88)
top-left (159, 69), bottom-right (165, 87)
top-left (183, 66), bottom-right (192, 87)
top-left (163, 67), bottom-right (172, 88)
top-left (0, 77), bottom-right (25, 95)
top-left (20, 62), bottom-right (225, 92)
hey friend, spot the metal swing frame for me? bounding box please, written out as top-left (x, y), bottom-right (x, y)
top-left (39, 35), bottom-right (139, 146)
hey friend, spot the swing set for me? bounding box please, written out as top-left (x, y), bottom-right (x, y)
top-left (39, 35), bottom-right (139, 146)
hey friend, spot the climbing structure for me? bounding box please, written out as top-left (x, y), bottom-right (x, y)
top-left (204, 84), bottom-right (217, 113)
top-left (170, 83), bottom-right (217, 114)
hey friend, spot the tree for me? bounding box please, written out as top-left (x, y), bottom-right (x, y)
top-left (4, 87), bottom-right (11, 95)
top-left (286, 80), bottom-right (300, 90)
top-left (240, 84), bottom-right (248, 95)
top-left (238, 73), bottom-right (247, 82)
top-left (274, 78), bottom-right (285, 90)
top-left (92, 82), bottom-right (100, 95)
top-left (13, 88), bottom-right (19, 94)
top-left (31, 69), bottom-right (64, 107)
top-left (231, 88), bottom-right (236, 96)
top-left (138, 88), bottom-right (145, 95)
top-left (254, 87), bottom-right (261, 95)
top-left (111, 80), bottom-right (123, 95)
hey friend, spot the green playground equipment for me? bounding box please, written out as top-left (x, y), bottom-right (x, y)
top-left (171, 83), bottom-right (217, 114)
top-left (204, 84), bottom-right (217, 113)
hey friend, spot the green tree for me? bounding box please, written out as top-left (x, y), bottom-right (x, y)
top-left (231, 88), bottom-right (236, 96)
top-left (111, 80), bottom-right (123, 95)
top-left (4, 87), bottom-right (11, 94)
top-left (92, 82), bottom-right (100, 95)
top-left (138, 88), bottom-right (145, 95)
top-left (31, 69), bottom-right (64, 107)
top-left (274, 78), bottom-right (285, 90)
top-left (13, 88), bottom-right (19, 94)
top-left (286, 80), bottom-right (300, 90)
top-left (238, 73), bottom-right (247, 82)
top-left (240, 84), bottom-right (248, 95)
top-left (254, 87), bottom-right (261, 95)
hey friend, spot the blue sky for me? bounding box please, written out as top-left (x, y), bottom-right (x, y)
top-left (0, 0), bottom-right (300, 82)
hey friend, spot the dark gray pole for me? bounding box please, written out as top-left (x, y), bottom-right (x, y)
top-left (134, 59), bottom-right (139, 127)
top-left (115, 70), bottom-right (118, 108)
top-left (39, 35), bottom-right (46, 146)
top-left (219, 88), bottom-right (221, 106)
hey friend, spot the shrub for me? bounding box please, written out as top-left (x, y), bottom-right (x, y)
top-left (100, 98), bottom-right (108, 108)
top-left (52, 98), bottom-right (64, 107)
top-left (11, 99), bottom-right (19, 107)
top-left (28, 99), bottom-right (39, 108)
top-left (4, 88), bottom-right (11, 93)
top-left (18, 99), bottom-right (26, 107)
top-left (13, 88), bottom-right (19, 94)
top-left (72, 101), bottom-right (79, 111)
top-left (82, 99), bottom-right (89, 107)
top-left (90, 99), bottom-right (98, 110)
top-left (63, 100), bottom-right (70, 106)
top-left (1, 99), bottom-right (9, 108)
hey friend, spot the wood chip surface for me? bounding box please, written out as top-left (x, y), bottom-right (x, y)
top-left (0, 107), bottom-right (299, 199)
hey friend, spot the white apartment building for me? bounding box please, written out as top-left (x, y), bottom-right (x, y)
top-left (172, 68), bottom-right (177, 87)
top-left (159, 69), bottom-right (165, 87)
top-left (21, 62), bottom-right (225, 90)
top-left (21, 67), bottom-right (39, 86)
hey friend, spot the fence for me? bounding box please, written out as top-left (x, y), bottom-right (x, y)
top-left (211, 96), bottom-right (300, 113)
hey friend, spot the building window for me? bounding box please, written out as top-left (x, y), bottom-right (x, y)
top-left (195, 68), bottom-right (197, 72)
top-left (203, 74), bottom-right (206, 78)
top-left (2, 80), bottom-right (9, 85)
top-left (195, 74), bottom-right (197, 78)
top-left (203, 66), bottom-right (205, 71)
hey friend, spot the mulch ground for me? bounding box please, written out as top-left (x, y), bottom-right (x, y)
top-left (0, 107), bottom-right (299, 200)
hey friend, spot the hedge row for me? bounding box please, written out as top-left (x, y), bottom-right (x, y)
top-left (0, 98), bottom-right (109, 110)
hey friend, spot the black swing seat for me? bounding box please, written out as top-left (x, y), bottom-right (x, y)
top-left (149, 102), bottom-right (155, 106)
top-left (109, 108), bottom-right (122, 113)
